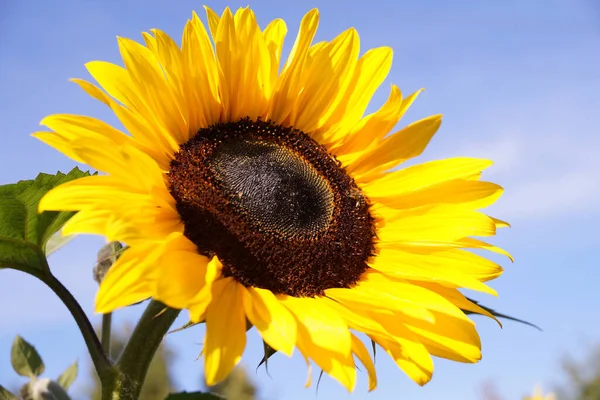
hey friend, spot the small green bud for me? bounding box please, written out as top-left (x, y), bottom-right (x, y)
top-left (93, 241), bottom-right (124, 284)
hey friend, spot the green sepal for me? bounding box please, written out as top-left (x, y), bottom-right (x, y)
top-left (464, 297), bottom-right (542, 331)
top-left (371, 339), bottom-right (377, 363)
top-left (168, 320), bottom-right (201, 335)
top-left (256, 341), bottom-right (276, 374)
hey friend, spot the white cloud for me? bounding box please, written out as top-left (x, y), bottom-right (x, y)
top-left (456, 132), bottom-right (600, 220)
top-left (497, 170), bottom-right (599, 220)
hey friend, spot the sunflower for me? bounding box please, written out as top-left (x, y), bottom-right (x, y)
top-left (35, 6), bottom-right (509, 391)
top-left (524, 386), bottom-right (556, 400)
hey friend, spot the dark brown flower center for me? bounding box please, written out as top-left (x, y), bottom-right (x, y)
top-left (168, 118), bottom-right (376, 297)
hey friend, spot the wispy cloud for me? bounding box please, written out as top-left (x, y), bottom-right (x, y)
top-left (459, 132), bottom-right (600, 220)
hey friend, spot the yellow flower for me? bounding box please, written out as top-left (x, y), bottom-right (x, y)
top-left (35, 6), bottom-right (509, 391)
top-left (524, 386), bottom-right (556, 400)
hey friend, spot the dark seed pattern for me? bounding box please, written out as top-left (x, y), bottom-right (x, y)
top-left (168, 118), bottom-right (376, 297)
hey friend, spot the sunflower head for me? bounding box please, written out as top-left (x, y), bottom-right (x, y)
top-left (36, 5), bottom-right (509, 392)
top-left (168, 117), bottom-right (377, 297)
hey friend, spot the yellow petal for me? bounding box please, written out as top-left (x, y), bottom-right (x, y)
top-left (40, 113), bottom-right (130, 146)
top-left (335, 86), bottom-right (420, 156)
top-left (147, 29), bottom-right (185, 88)
top-left (85, 61), bottom-right (145, 111)
top-left (70, 77), bottom-right (111, 106)
top-left (188, 257), bottom-right (223, 322)
top-left (268, 9), bottom-right (319, 124)
top-left (281, 296), bottom-right (356, 391)
top-left (181, 12), bottom-right (221, 129)
top-left (43, 185), bottom-right (180, 246)
top-left (329, 298), bottom-right (434, 385)
top-left (69, 138), bottom-right (166, 189)
top-left (378, 207), bottom-right (497, 243)
top-left (262, 18), bottom-right (288, 94)
top-left (350, 334), bottom-right (377, 391)
top-left (85, 62), bottom-right (179, 153)
top-left (32, 132), bottom-right (84, 163)
top-left (242, 287), bottom-right (297, 356)
top-left (458, 238), bottom-right (514, 261)
top-left (70, 78), bottom-right (174, 168)
top-left (380, 237), bottom-right (513, 262)
top-left (320, 297), bottom-right (393, 339)
top-left (403, 310), bottom-right (482, 363)
top-left (371, 332), bottom-right (433, 385)
top-left (327, 271), bottom-right (471, 323)
top-left (361, 157), bottom-right (493, 193)
top-left (369, 180), bottom-right (503, 211)
top-left (370, 247), bottom-right (502, 295)
top-left (414, 282), bottom-right (500, 324)
top-left (204, 277), bottom-right (246, 386)
top-left (302, 355), bottom-right (313, 388)
top-left (212, 8), bottom-right (236, 121)
top-left (326, 280), bottom-right (435, 324)
top-left (348, 114), bottom-right (442, 176)
top-left (62, 208), bottom-right (180, 245)
top-left (491, 216), bottom-right (511, 228)
top-left (324, 47), bottom-right (393, 144)
top-left (213, 7), bottom-right (268, 121)
top-left (144, 29), bottom-right (194, 141)
top-left (95, 241), bottom-right (166, 313)
top-left (155, 235), bottom-right (212, 309)
top-left (117, 37), bottom-right (188, 145)
top-left (33, 114), bottom-right (131, 164)
top-left (39, 176), bottom-right (152, 211)
top-left (204, 6), bottom-right (221, 39)
top-left (141, 31), bottom-right (157, 53)
top-left (388, 247), bottom-right (503, 282)
top-left (369, 313), bottom-right (434, 386)
top-left (293, 28), bottom-right (360, 133)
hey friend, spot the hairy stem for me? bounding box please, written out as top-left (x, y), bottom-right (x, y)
top-left (106, 300), bottom-right (180, 399)
top-left (30, 267), bottom-right (112, 378)
top-left (101, 312), bottom-right (112, 356)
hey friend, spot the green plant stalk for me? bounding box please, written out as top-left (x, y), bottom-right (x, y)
top-left (101, 313), bottom-right (112, 356)
top-left (103, 300), bottom-right (180, 400)
top-left (28, 265), bottom-right (112, 379)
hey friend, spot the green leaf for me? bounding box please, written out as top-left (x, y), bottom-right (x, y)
top-left (0, 167), bottom-right (90, 273)
top-left (57, 361), bottom-right (78, 389)
top-left (11, 336), bottom-right (45, 378)
top-left (165, 392), bottom-right (225, 400)
top-left (0, 385), bottom-right (18, 400)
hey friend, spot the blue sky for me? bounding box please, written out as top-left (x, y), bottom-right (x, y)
top-left (1, 0), bottom-right (599, 399)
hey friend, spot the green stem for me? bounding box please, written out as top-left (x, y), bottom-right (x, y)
top-left (105, 300), bottom-right (180, 400)
top-left (30, 268), bottom-right (112, 378)
top-left (101, 313), bottom-right (112, 356)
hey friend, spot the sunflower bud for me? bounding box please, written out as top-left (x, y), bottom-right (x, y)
top-left (93, 241), bottom-right (124, 284)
